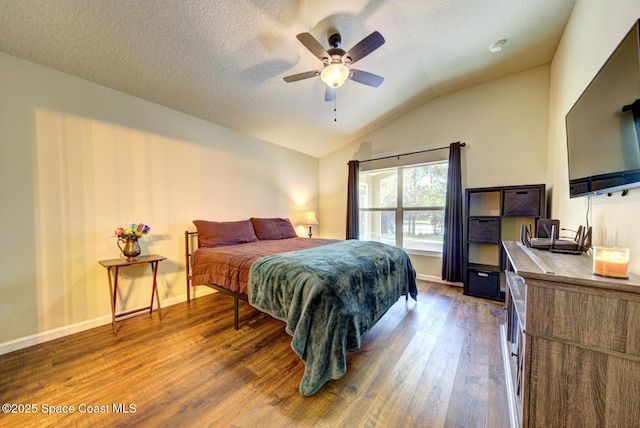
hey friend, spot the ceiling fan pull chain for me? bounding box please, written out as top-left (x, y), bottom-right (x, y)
top-left (334, 97), bottom-right (337, 122)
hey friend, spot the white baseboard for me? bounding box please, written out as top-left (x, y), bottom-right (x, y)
top-left (416, 273), bottom-right (463, 287)
top-left (0, 295), bottom-right (187, 356)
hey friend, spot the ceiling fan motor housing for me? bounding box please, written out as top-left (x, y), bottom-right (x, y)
top-left (325, 34), bottom-right (349, 65)
top-left (328, 33), bottom-right (341, 48)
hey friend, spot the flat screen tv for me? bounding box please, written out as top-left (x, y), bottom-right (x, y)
top-left (565, 19), bottom-right (640, 198)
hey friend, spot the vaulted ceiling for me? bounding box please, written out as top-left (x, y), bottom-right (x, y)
top-left (0, 0), bottom-right (576, 157)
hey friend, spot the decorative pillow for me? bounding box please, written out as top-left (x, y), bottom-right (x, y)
top-left (250, 217), bottom-right (297, 240)
top-left (193, 219), bottom-right (258, 247)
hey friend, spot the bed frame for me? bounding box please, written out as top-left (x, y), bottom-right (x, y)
top-left (185, 230), bottom-right (411, 332)
top-left (185, 230), bottom-right (247, 330)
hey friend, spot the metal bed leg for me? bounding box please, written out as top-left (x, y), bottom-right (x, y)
top-left (185, 230), bottom-right (191, 304)
top-left (234, 297), bottom-right (239, 330)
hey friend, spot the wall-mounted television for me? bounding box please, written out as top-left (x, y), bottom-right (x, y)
top-left (565, 19), bottom-right (640, 198)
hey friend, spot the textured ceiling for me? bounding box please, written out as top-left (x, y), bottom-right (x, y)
top-left (0, 0), bottom-right (576, 158)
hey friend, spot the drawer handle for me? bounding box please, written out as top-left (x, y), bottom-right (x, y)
top-left (477, 272), bottom-right (489, 277)
top-left (515, 191), bottom-right (528, 194)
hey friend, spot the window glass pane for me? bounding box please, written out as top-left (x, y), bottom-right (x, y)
top-left (358, 183), bottom-right (368, 208)
top-left (403, 210), bottom-right (444, 252)
top-left (359, 210), bottom-right (395, 246)
top-left (403, 162), bottom-right (447, 208)
top-left (358, 160), bottom-right (447, 252)
top-left (359, 169), bottom-right (397, 208)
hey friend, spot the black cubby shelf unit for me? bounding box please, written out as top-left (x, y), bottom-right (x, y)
top-left (464, 184), bottom-right (545, 301)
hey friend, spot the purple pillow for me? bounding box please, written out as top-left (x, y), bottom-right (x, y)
top-left (193, 219), bottom-right (258, 247)
top-left (250, 218), bottom-right (297, 240)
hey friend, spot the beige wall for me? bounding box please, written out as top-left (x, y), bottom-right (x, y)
top-left (319, 66), bottom-right (551, 277)
top-left (0, 52), bottom-right (319, 347)
top-left (548, 1), bottom-right (640, 273)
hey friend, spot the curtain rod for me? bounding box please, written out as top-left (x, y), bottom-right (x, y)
top-left (357, 142), bottom-right (466, 164)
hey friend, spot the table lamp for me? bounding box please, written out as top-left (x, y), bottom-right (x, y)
top-left (304, 211), bottom-right (318, 238)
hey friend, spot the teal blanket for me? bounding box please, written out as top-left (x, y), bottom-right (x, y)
top-left (248, 240), bottom-right (417, 396)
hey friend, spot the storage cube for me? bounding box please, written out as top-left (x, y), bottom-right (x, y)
top-left (466, 269), bottom-right (500, 299)
top-left (503, 188), bottom-right (542, 216)
top-left (468, 218), bottom-right (500, 243)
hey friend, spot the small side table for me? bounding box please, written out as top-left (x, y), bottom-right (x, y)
top-left (98, 254), bottom-right (166, 334)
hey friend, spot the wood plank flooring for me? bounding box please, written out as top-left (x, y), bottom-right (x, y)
top-left (0, 281), bottom-right (509, 427)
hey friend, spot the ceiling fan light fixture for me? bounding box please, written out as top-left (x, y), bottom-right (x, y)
top-left (320, 63), bottom-right (350, 88)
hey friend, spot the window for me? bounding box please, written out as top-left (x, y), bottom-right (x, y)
top-left (359, 161), bottom-right (448, 252)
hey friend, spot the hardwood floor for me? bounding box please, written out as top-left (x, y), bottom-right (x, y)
top-left (0, 281), bottom-right (508, 427)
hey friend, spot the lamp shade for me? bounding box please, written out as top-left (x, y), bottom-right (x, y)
top-left (320, 63), bottom-right (349, 88)
top-left (304, 211), bottom-right (318, 225)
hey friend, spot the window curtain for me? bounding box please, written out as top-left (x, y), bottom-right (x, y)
top-left (442, 142), bottom-right (463, 282)
top-left (346, 160), bottom-right (360, 239)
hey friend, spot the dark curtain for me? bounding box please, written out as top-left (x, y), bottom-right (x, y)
top-left (346, 160), bottom-right (360, 239)
top-left (442, 142), bottom-right (464, 282)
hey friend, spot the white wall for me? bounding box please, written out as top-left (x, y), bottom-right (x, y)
top-left (320, 66), bottom-right (550, 276)
top-left (548, 1), bottom-right (640, 273)
top-left (0, 52), bottom-right (319, 348)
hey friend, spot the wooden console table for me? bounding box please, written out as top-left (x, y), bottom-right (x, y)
top-left (501, 241), bottom-right (640, 427)
top-left (99, 254), bottom-right (166, 334)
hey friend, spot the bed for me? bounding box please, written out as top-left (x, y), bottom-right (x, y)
top-left (185, 217), bottom-right (418, 396)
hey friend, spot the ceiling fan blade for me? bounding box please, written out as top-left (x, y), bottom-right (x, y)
top-left (283, 70), bottom-right (320, 83)
top-left (296, 33), bottom-right (330, 61)
top-left (325, 87), bottom-right (336, 102)
top-left (345, 31), bottom-right (385, 64)
top-left (349, 69), bottom-right (384, 87)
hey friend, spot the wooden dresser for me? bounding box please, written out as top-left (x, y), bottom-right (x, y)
top-left (501, 241), bottom-right (640, 427)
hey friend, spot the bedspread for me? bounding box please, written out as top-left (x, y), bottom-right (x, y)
top-left (248, 239), bottom-right (417, 396)
top-left (191, 238), bottom-right (339, 294)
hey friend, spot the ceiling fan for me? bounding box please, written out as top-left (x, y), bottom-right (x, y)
top-left (283, 31), bottom-right (385, 101)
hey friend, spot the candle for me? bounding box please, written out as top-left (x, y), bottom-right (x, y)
top-left (593, 246), bottom-right (630, 279)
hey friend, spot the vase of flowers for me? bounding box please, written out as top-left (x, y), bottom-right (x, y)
top-left (114, 223), bottom-right (150, 260)
top-left (119, 238), bottom-right (141, 260)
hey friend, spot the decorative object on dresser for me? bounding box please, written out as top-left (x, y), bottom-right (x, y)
top-left (304, 211), bottom-right (318, 238)
top-left (464, 184), bottom-right (545, 301)
top-left (185, 217), bottom-right (418, 396)
top-left (501, 241), bottom-right (640, 427)
top-left (592, 246), bottom-right (630, 279)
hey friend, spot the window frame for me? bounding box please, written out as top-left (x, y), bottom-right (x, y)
top-left (358, 159), bottom-right (448, 255)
